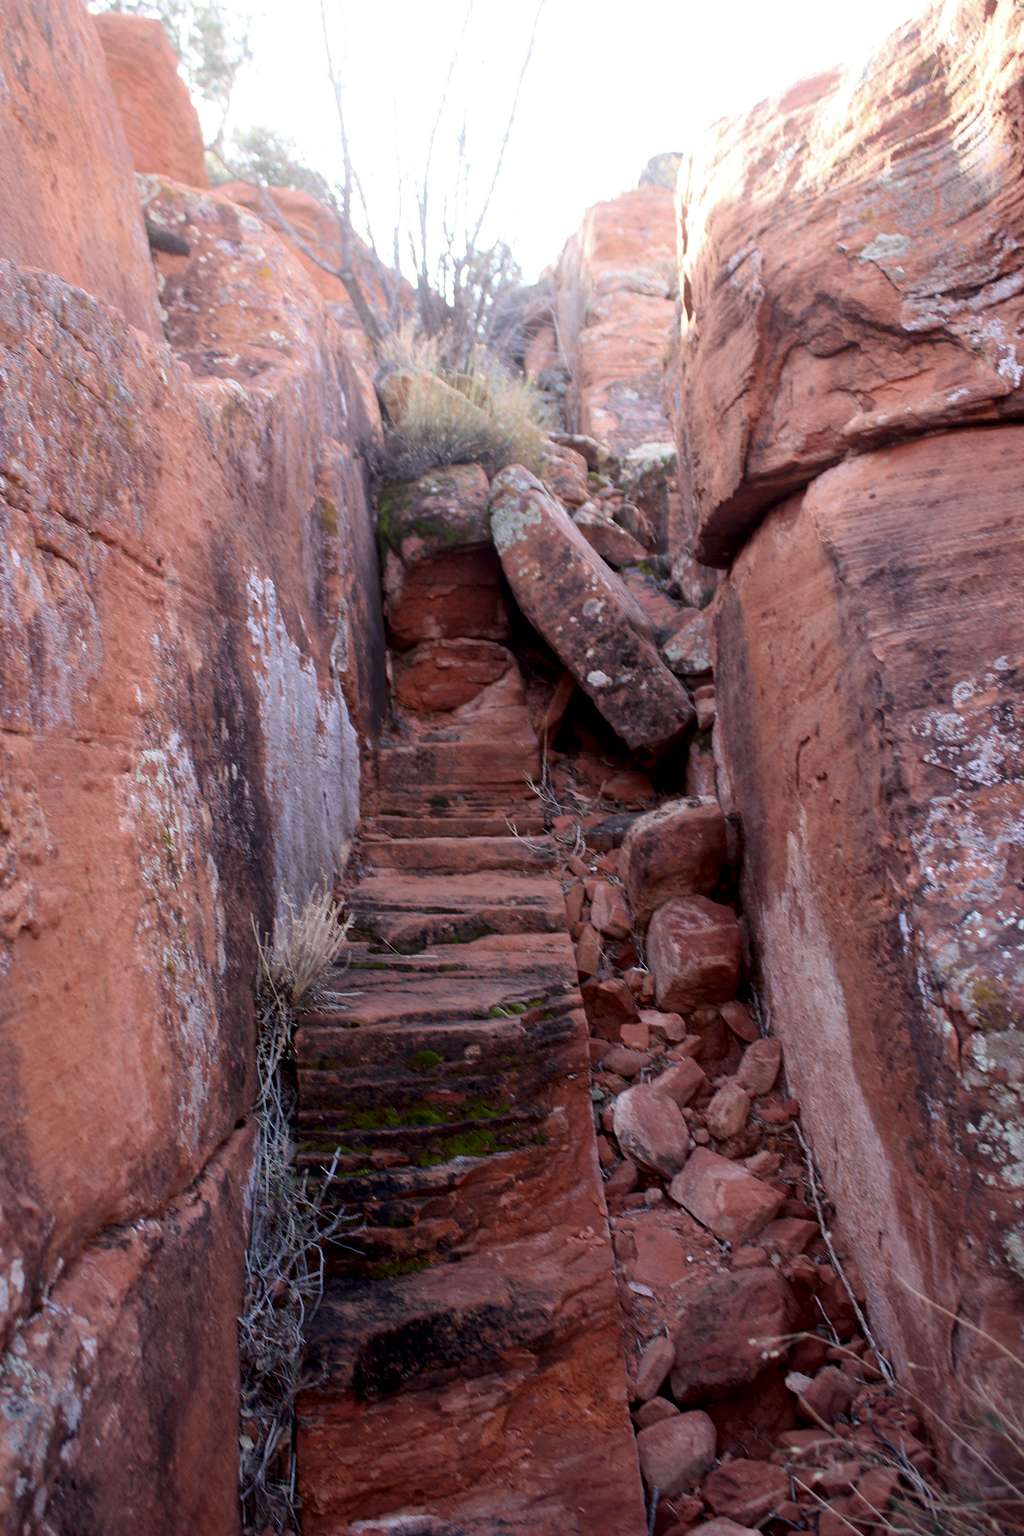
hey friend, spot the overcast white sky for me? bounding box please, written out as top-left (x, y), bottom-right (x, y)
top-left (227, 0), bottom-right (924, 280)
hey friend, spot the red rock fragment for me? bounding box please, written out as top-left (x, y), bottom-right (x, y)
top-left (633, 1334), bottom-right (676, 1401)
top-left (621, 798), bottom-right (727, 925)
top-left (720, 1001), bottom-right (759, 1043)
top-left (704, 1460), bottom-right (790, 1526)
top-left (671, 1267), bottom-right (792, 1404)
top-left (634, 1397), bottom-right (679, 1429)
top-left (705, 1080), bottom-right (751, 1140)
top-left (613, 1084), bottom-right (691, 1179)
top-left (591, 880), bottom-right (633, 938)
top-left (669, 1149), bottom-right (784, 1245)
top-left (637, 1411), bottom-right (717, 1496)
top-left (583, 976), bottom-right (640, 1039)
top-left (651, 1058), bottom-right (707, 1108)
top-left (648, 897), bottom-right (742, 1011)
top-left (737, 1038), bottom-right (782, 1096)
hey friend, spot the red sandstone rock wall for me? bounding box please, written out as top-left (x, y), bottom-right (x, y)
top-left (675, 0), bottom-right (1024, 566)
top-left (93, 12), bottom-right (209, 188)
top-left (0, 10), bottom-right (385, 1530)
top-left (0, 0), bottom-right (162, 338)
top-left (555, 186), bottom-right (678, 455)
top-left (672, 0), bottom-right (1024, 1469)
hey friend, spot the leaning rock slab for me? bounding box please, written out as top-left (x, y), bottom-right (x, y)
top-left (490, 466), bottom-right (694, 755)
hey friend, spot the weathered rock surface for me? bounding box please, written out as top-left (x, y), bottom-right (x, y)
top-left (1, 0), bottom-right (161, 337)
top-left (670, 1267), bottom-right (792, 1403)
top-left (714, 424), bottom-right (1024, 1471)
top-left (93, 12), bottom-right (208, 187)
top-left (676, 0), bottom-right (1024, 564)
top-left (556, 187), bottom-right (678, 453)
top-left (647, 896), bottom-right (742, 1010)
top-left (490, 466), bottom-right (693, 755)
top-left (669, 1149), bottom-right (784, 1245)
top-left (0, 1130), bottom-right (252, 1534)
top-left (392, 639), bottom-right (516, 712)
top-left (621, 797), bottom-right (726, 925)
top-left (0, 28), bottom-right (385, 1516)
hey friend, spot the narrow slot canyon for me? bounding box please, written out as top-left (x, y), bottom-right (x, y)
top-left (1, 2), bottom-right (1022, 1535)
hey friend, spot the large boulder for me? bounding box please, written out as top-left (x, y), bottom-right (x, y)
top-left (490, 466), bottom-right (694, 755)
top-left (675, 0), bottom-right (1024, 564)
top-left (0, 0), bottom-right (161, 336)
top-left (93, 12), bottom-right (208, 187)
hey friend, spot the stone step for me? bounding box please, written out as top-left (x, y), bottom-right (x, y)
top-left (299, 973), bottom-right (573, 1030)
top-left (297, 1224), bottom-right (647, 1533)
top-left (348, 870), bottom-right (566, 950)
top-left (295, 699), bottom-right (646, 1533)
top-left (376, 738), bottom-right (541, 791)
top-left (362, 834), bottom-right (555, 873)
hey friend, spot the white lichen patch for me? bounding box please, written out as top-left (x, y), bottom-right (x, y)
top-left (246, 573), bottom-right (360, 927)
top-left (118, 732), bottom-right (221, 1156)
top-left (858, 232), bottom-right (910, 267)
top-left (490, 494), bottom-right (544, 554)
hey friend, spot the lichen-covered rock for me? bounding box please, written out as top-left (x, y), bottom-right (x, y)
top-left (490, 466), bottom-right (694, 755)
top-left (93, 12), bottom-right (208, 187)
top-left (714, 422), bottom-right (1024, 1467)
top-left (379, 464), bottom-right (492, 562)
top-left (676, 0), bottom-right (1024, 564)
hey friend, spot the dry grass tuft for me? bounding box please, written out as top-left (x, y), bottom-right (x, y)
top-left (239, 883), bottom-right (357, 1535)
top-left (374, 325), bottom-right (550, 480)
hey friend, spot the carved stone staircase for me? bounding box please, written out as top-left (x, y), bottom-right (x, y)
top-left (294, 691), bottom-right (647, 1535)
